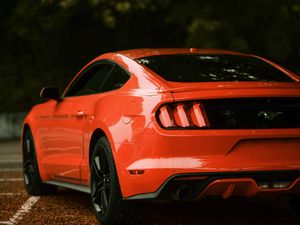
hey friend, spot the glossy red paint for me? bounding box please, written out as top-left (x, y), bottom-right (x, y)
top-left (23, 48), bottom-right (300, 199)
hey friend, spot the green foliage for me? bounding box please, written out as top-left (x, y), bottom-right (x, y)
top-left (0, 0), bottom-right (299, 112)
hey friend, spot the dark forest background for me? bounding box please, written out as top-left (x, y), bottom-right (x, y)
top-left (1, 0), bottom-right (300, 112)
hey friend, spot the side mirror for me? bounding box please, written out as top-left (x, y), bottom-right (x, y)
top-left (40, 86), bottom-right (61, 101)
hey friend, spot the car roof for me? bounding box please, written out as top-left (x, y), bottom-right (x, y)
top-left (115, 48), bottom-right (245, 59)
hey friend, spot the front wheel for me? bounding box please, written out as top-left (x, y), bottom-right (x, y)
top-left (90, 137), bottom-right (136, 225)
top-left (22, 129), bottom-right (56, 195)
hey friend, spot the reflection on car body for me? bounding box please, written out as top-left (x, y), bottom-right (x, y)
top-left (22, 48), bottom-right (300, 224)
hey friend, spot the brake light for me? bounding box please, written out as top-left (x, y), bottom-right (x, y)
top-left (173, 104), bottom-right (190, 127)
top-left (157, 102), bottom-right (210, 129)
top-left (158, 105), bottom-right (175, 127)
top-left (190, 103), bottom-right (208, 127)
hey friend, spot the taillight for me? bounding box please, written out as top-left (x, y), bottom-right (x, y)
top-left (157, 102), bottom-right (210, 129)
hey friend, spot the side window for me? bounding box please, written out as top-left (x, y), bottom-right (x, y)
top-left (65, 63), bottom-right (113, 97)
top-left (101, 65), bottom-right (130, 92)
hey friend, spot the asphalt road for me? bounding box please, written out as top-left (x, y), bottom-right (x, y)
top-left (0, 141), bottom-right (300, 225)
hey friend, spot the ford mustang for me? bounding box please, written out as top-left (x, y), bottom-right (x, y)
top-left (22, 48), bottom-right (300, 224)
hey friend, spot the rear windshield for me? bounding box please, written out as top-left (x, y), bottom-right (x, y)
top-left (136, 54), bottom-right (294, 82)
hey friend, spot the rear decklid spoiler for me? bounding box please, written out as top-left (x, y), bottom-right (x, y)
top-left (158, 81), bottom-right (300, 98)
top-left (160, 81), bottom-right (300, 93)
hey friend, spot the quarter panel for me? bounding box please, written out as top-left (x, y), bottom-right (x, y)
top-left (80, 91), bottom-right (174, 188)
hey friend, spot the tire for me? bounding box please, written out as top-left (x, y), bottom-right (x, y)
top-left (90, 137), bottom-right (136, 225)
top-left (290, 197), bottom-right (300, 213)
top-left (22, 129), bottom-right (57, 195)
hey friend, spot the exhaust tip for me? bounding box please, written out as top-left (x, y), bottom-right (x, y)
top-left (174, 185), bottom-right (193, 201)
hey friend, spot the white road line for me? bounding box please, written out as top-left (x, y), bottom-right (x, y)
top-left (0, 193), bottom-right (22, 196)
top-left (0, 196), bottom-right (40, 225)
top-left (0, 155), bottom-right (21, 159)
top-left (0, 178), bottom-right (23, 182)
top-left (0, 160), bottom-right (21, 163)
top-left (0, 168), bottom-right (22, 172)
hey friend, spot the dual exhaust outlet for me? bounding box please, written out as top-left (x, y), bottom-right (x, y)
top-left (173, 180), bottom-right (293, 201)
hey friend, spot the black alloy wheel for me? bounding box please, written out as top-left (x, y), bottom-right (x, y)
top-left (90, 137), bottom-right (135, 225)
top-left (91, 143), bottom-right (112, 215)
top-left (23, 135), bottom-right (35, 187)
top-left (22, 130), bottom-right (56, 195)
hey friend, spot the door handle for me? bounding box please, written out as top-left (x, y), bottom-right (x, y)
top-left (75, 110), bottom-right (86, 119)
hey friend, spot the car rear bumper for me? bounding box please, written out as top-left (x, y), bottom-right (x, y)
top-left (115, 124), bottom-right (300, 199)
top-left (125, 171), bottom-right (300, 200)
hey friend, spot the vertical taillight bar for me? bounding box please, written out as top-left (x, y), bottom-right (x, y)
top-left (190, 103), bottom-right (208, 128)
top-left (158, 105), bottom-right (175, 127)
top-left (157, 101), bottom-right (210, 129)
top-left (173, 104), bottom-right (191, 127)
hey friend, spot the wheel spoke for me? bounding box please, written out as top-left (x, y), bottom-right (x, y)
top-left (24, 173), bottom-right (30, 185)
top-left (100, 150), bottom-right (110, 174)
top-left (26, 139), bottom-right (31, 154)
top-left (91, 145), bottom-right (112, 216)
top-left (23, 160), bottom-right (33, 173)
top-left (24, 160), bottom-right (30, 169)
top-left (101, 189), bottom-right (109, 208)
top-left (93, 202), bottom-right (101, 212)
top-left (91, 183), bottom-right (97, 198)
top-left (93, 185), bottom-right (104, 202)
top-left (94, 156), bottom-right (100, 171)
top-left (92, 156), bottom-right (103, 179)
top-left (100, 152), bottom-right (106, 172)
top-left (24, 138), bottom-right (35, 163)
top-left (96, 181), bottom-right (104, 191)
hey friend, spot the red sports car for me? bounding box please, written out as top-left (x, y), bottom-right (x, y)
top-left (22, 48), bottom-right (300, 224)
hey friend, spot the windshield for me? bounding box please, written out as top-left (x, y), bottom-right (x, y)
top-left (136, 54), bottom-right (294, 82)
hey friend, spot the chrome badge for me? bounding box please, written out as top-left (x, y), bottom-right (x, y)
top-left (258, 111), bottom-right (283, 120)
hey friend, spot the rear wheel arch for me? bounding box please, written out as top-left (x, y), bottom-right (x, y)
top-left (89, 129), bottom-right (108, 168)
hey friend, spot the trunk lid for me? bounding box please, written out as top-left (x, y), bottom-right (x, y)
top-left (160, 81), bottom-right (300, 129)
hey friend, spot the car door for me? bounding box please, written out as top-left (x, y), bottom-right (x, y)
top-left (43, 62), bottom-right (114, 180)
